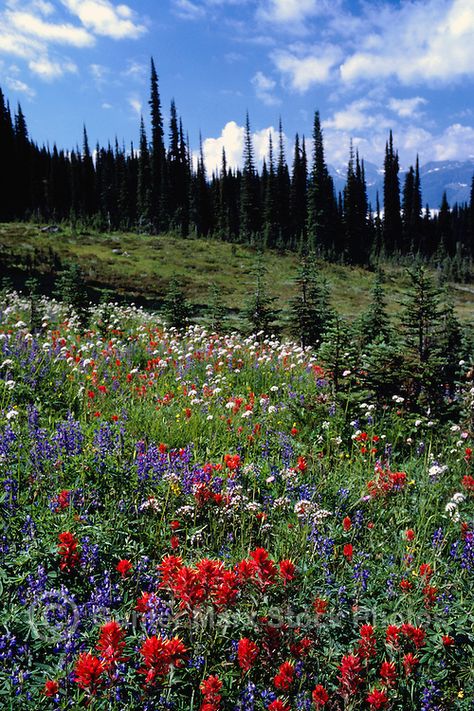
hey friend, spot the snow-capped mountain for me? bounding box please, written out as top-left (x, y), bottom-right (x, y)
top-left (328, 159), bottom-right (474, 208)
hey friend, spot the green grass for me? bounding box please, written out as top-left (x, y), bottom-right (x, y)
top-left (1, 222), bottom-right (473, 326)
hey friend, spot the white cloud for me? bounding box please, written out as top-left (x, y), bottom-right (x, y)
top-left (61, 0), bottom-right (146, 39)
top-left (101, 101), bottom-right (112, 109)
top-left (7, 10), bottom-right (94, 47)
top-left (201, 120), bottom-right (285, 175)
top-left (5, 76), bottom-right (36, 98)
top-left (433, 123), bottom-right (474, 161)
top-left (251, 70), bottom-right (280, 106)
top-left (29, 56), bottom-right (77, 80)
top-left (172, 0), bottom-right (206, 20)
top-left (90, 63), bottom-right (109, 86)
top-left (389, 97), bottom-right (427, 119)
top-left (323, 99), bottom-right (391, 132)
top-left (0, 0), bottom-right (146, 84)
top-left (257, 0), bottom-right (337, 30)
top-left (128, 95), bottom-right (142, 116)
top-left (0, 29), bottom-right (43, 60)
top-left (340, 0), bottom-right (474, 85)
top-left (122, 59), bottom-right (146, 80)
top-left (272, 45), bottom-right (341, 91)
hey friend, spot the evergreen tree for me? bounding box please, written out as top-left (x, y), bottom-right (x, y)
top-left (163, 277), bottom-right (191, 329)
top-left (383, 130), bottom-right (402, 254)
top-left (275, 118), bottom-right (290, 248)
top-left (54, 262), bottom-right (88, 324)
top-left (290, 134), bottom-right (307, 247)
top-left (357, 268), bottom-right (391, 345)
top-left (207, 282), bottom-right (227, 333)
top-left (0, 89), bottom-right (15, 220)
top-left (13, 104), bottom-right (31, 217)
top-left (190, 134), bottom-right (212, 235)
top-left (263, 132), bottom-right (278, 248)
top-left (149, 57), bottom-right (167, 231)
top-left (240, 113), bottom-right (260, 242)
top-left (399, 265), bottom-right (445, 412)
top-left (81, 126), bottom-right (96, 218)
top-left (307, 111), bottom-right (337, 255)
top-left (343, 145), bottom-right (370, 265)
top-left (437, 191), bottom-right (454, 255)
top-left (290, 253), bottom-right (333, 348)
top-left (318, 315), bottom-right (355, 394)
top-left (244, 255), bottom-right (280, 337)
top-left (137, 116), bottom-right (151, 229)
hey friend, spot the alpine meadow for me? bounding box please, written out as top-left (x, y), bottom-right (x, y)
top-left (0, 1), bottom-right (474, 709)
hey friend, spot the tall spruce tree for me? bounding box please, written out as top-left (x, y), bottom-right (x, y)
top-left (275, 118), bottom-right (291, 248)
top-left (0, 90), bottom-right (16, 220)
top-left (307, 111), bottom-right (337, 255)
top-left (263, 132), bottom-right (278, 248)
top-left (137, 116), bottom-right (151, 228)
top-left (290, 134), bottom-right (307, 248)
top-left (343, 145), bottom-right (370, 265)
top-left (240, 112), bottom-right (260, 242)
top-left (149, 57), bottom-right (166, 231)
top-left (382, 130), bottom-right (402, 254)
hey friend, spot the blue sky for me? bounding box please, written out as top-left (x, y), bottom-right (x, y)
top-left (1, 0), bottom-right (473, 173)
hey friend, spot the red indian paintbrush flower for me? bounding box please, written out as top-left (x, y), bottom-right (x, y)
top-left (116, 559), bottom-right (132, 578)
top-left (237, 637), bottom-right (259, 673)
top-left (312, 683), bottom-right (329, 707)
top-left (273, 661), bottom-right (295, 691)
top-left (42, 680), bottom-right (59, 697)
top-left (343, 543), bottom-right (353, 562)
top-left (379, 660), bottom-right (397, 686)
top-left (343, 516), bottom-right (352, 531)
top-left (366, 688), bottom-right (389, 709)
top-left (338, 654), bottom-right (363, 695)
top-left (73, 653), bottom-right (104, 694)
top-left (358, 624), bottom-right (376, 659)
top-left (313, 597), bottom-right (328, 615)
top-left (139, 635), bottom-right (187, 685)
top-left (57, 531), bottom-right (80, 573)
top-left (96, 620), bottom-right (126, 669)
top-left (402, 652), bottom-right (419, 676)
top-left (200, 674), bottom-right (223, 710)
top-left (385, 624), bottom-right (400, 647)
top-left (279, 559), bottom-right (296, 584)
top-left (268, 702), bottom-right (290, 711)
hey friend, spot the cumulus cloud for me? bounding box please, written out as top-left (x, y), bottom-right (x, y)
top-left (201, 120), bottom-right (284, 175)
top-left (60, 0), bottom-right (146, 39)
top-left (272, 45), bottom-right (341, 91)
top-left (340, 0), bottom-right (474, 85)
top-left (251, 71), bottom-right (280, 106)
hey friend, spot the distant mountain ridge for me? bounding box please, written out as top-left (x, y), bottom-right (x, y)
top-left (329, 159), bottom-right (474, 209)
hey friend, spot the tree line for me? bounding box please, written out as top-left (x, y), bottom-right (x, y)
top-left (1, 58), bottom-right (473, 271)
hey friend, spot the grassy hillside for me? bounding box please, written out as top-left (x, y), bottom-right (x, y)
top-left (1, 222), bottom-right (473, 327)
